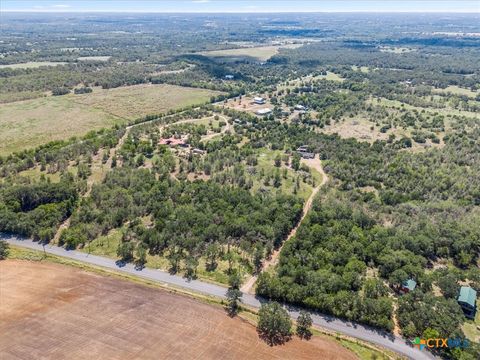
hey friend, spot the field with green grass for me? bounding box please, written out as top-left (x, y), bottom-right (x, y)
top-left (72, 84), bottom-right (222, 120)
top-left (0, 61), bottom-right (68, 69)
top-left (0, 84), bottom-right (222, 155)
top-left (434, 85), bottom-right (479, 98)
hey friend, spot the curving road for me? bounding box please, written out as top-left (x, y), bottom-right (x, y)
top-left (2, 234), bottom-right (434, 360)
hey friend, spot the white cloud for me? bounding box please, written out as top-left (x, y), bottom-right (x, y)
top-left (192, 0), bottom-right (210, 3)
top-left (52, 4), bottom-right (71, 8)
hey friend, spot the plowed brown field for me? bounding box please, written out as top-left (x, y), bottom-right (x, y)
top-left (0, 260), bottom-right (358, 360)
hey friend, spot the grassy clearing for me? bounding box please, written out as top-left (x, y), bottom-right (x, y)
top-left (251, 148), bottom-right (322, 201)
top-left (0, 95), bottom-right (121, 155)
top-left (72, 84), bottom-right (222, 120)
top-left (0, 61), bottom-right (67, 69)
top-left (0, 91), bottom-right (47, 104)
top-left (369, 97), bottom-right (480, 120)
top-left (16, 166), bottom-right (61, 183)
top-left (200, 44), bottom-right (303, 61)
top-left (278, 72), bottom-right (344, 90)
top-left (352, 65), bottom-right (370, 73)
top-left (77, 56), bottom-right (111, 62)
top-left (434, 85), bottom-right (478, 98)
top-left (0, 84), bottom-right (222, 155)
top-left (379, 46), bottom-right (416, 54)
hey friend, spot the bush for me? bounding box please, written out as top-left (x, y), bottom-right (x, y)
top-left (52, 87), bottom-right (70, 96)
top-left (0, 240), bottom-right (9, 260)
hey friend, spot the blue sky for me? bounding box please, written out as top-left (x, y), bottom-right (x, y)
top-left (1, 1), bottom-right (479, 13)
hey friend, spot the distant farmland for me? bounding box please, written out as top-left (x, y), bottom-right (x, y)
top-left (0, 84), bottom-right (222, 155)
top-left (201, 44), bottom-right (303, 61)
top-left (0, 61), bottom-right (68, 69)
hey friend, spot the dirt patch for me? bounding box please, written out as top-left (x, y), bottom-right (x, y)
top-left (0, 260), bottom-right (357, 360)
top-left (221, 96), bottom-right (273, 115)
top-left (322, 120), bottom-right (390, 143)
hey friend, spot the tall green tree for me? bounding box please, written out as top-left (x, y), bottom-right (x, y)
top-left (296, 311), bottom-right (313, 339)
top-left (226, 272), bottom-right (242, 317)
top-left (257, 302), bottom-right (292, 345)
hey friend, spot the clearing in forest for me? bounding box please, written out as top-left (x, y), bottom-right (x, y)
top-left (200, 44), bottom-right (303, 61)
top-left (0, 61), bottom-right (68, 69)
top-left (0, 260), bottom-right (357, 360)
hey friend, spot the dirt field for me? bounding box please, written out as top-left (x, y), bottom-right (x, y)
top-left (0, 260), bottom-right (358, 360)
top-left (0, 84), bottom-right (221, 155)
top-left (221, 96), bottom-right (273, 114)
top-left (322, 119), bottom-right (391, 143)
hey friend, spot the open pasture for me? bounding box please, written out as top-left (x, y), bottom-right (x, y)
top-left (200, 44), bottom-right (303, 61)
top-left (0, 84), bottom-right (221, 155)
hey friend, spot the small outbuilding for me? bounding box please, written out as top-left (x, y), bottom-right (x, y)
top-left (254, 97), bottom-right (266, 105)
top-left (400, 279), bottom-right (417, 294)
top-left (457, 286), bottom-right (477, 319)
top-left (225, 74), bottom-right (234, 80)
top-left (255, 108), bottom-right (272, 116)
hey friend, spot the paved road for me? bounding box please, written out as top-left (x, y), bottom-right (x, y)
top-left (3, 234), bottom-right (434, 360)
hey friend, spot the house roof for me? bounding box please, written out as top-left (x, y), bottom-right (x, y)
top-left (458, 286), bottom-right (477, 307)
top-left (402, 279), bottom-right (417, 291)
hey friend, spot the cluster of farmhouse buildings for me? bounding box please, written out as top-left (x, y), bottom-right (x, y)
top-left (252, 96), bottom-right (309, 118)
top-left (159, 136), bottom-right (205, 155)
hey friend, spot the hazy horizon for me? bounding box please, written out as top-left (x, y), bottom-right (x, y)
top-left (2, 0), bottom-right (479, 14)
